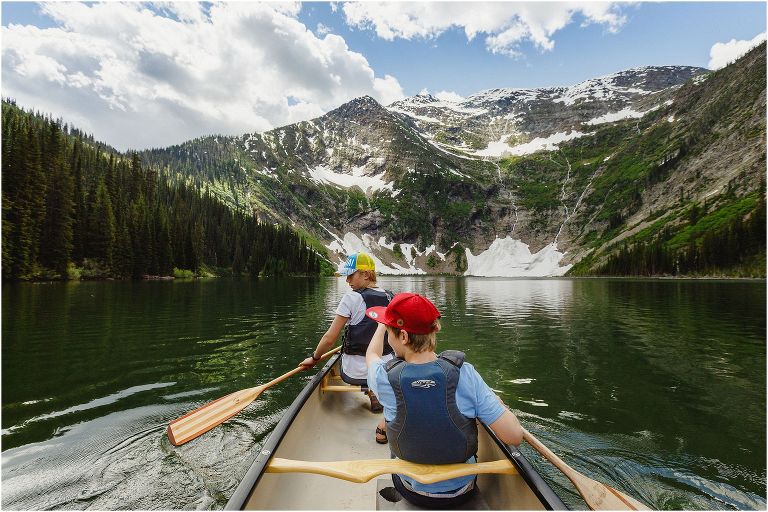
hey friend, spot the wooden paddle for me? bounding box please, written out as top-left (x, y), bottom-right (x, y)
top-left (167, 346), bottom-right (341, 446)
top-left (266, 457), bottom-right (518, 484)
top-left (523, 428), bottom-right (650, 510)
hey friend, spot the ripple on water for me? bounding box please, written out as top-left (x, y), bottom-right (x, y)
top-left (520, 399), bottom-right (549, 407)
top-left (507, 378), bottom-right (535, 384)
top-left (2, 401), bottom-right (287, 510)
top-left (655, 466), bottom-right (767, 510)
top-left (3, 383), bottom-right (176, 436)
top-left (21, 399), bottom-right (51, 406)
top-left (162, 387), bottom-right (221, 400)
top-left (557, 410), bottom-right (594, 422)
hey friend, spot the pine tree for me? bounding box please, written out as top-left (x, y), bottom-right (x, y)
top-left (39, 123), bottom-right (74, 276)
top-left (130, 195), bottom-right (150, 278)
top-left (2, 115), bottom-right (25, 277)
top-left (232, 235), bottom-right (244, 275)
top-left (155, 206), bottom-right (173, 276)
top-left (113, 218), bottom-right (133, 278)
top-left (88, 179), bottom-right (116, 267)
top-left (71, 137), bottom-right (87, 263)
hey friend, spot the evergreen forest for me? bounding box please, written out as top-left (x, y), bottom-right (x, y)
top-left (1, 99), bottom-right (322, 281)
top-left (590, 192), bottom-right (766, 276)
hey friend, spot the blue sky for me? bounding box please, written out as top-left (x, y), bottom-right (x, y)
top-left (1, 2), bottom-right (765, 150)
top-left (296, 2), bottom-right (766, 94)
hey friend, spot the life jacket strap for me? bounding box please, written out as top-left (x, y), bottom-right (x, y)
top-left (438, 350), bottom-right (465, 368)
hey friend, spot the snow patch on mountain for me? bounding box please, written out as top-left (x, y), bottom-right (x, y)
top-left (585, 107), bottom-right (647, 125)
top-left (390, 93), bottom-right (488, 116)
top-left (424, 245), bottom-right (446, 261)
top-left (552, 67), bottom-right (675, 106)
top-left (475, 131), bottom-right (587, 157)
top-left (463, 88), bottom-right (543, 106)
top-left (693, 74), bottom-right (710, 85)
top-left (307, 165), bottom-right (395, 194)
top-left (425, 138), bottom-right (479, 160)
top-left (327, 233), bottom-right (426, 275)
top-left (388, 108), bottom-right (442, 124)
top-left (464, 237), bottom-right (572, 277)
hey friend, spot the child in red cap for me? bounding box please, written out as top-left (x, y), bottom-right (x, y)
top-left (365, 293), bottom-right (523, 509)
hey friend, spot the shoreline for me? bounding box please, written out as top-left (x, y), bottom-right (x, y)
top-left (5, 274), bottom-right (765, 283)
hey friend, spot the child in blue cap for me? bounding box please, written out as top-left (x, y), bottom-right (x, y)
top-left (300, 252), bottom-right (395, 444)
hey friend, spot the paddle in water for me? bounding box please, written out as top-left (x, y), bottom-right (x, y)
top-left (523, 429), bottom-right (650, 510)
top-left (167, 346), bottom-right (341, 446)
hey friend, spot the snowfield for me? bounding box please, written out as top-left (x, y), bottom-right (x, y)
top-left (464, 237), bottom-right (572, 277)
top-left (475, 131), bottom-right (587, 158)
top-left (307, 165), bottom-right (395, 195)
top-left (326, 233), bottom-right (571, 277)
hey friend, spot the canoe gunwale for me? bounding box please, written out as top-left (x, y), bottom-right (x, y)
top-left (225, 354), bottom-right (567, 511)
top-left (224, 354), bottom-right (340, 510)
top-left (480, 422), bottom-right (568, 510)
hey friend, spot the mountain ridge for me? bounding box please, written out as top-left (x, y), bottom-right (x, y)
top-left (136, 48), bottom-right (764, 277)
top-left (12, 51), bottom-right (755, 278)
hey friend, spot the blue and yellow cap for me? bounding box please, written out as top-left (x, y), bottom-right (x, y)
top-left (338, 252), bottom-right (376, 276)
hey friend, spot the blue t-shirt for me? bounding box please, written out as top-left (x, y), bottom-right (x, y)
top-left (367, 357), bottom-right (506, 493)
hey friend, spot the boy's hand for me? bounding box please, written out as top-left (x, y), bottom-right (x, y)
top-left (300, 356), bottom-right (318, 368)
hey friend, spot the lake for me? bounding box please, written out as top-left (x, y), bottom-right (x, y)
top-left (2, 277), bottom-right (765, 510)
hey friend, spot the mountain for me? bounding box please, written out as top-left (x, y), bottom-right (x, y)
top-left (138, 45), bottom-right (764, 277)
top-left (387, 65), bottom-right (705, 159)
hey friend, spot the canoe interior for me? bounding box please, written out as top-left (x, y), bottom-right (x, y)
top-left (238, 356), bottom-right (552, 510)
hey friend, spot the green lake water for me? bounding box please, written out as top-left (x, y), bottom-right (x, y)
top-left (2, 277), bottom-right (765, 510)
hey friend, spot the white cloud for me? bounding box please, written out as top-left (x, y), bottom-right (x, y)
top-left (434, 90), bottom-right (464, 103)
top-left (1, 2), bottom-right (405, 151)
top-left (341, 2), bottom-right (627, 57)
top-left (708, 32), bottom-right (766, 70)
top-left (316, 22), bottom-right (332, 35)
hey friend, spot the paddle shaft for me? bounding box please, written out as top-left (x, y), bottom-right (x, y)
top-left (523, 429), bottom-right (650, 510)
top-left (523, 429), bottom-right (579, 481)
top-left (266, 457), bottom-right (518, 484)
top-left (167, 346), bottom-right (341, 446)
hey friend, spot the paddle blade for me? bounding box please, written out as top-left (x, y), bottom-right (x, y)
top-left (605, 486), bottom-right (651, 511)
top-left (167, 386), bottom-right (263, 446)
top-left (522, 429), bottom-right (650, 511)
top-left (573, 477), bottom-right (651, 511)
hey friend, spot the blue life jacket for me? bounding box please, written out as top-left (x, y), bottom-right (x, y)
top-left (342, 288), bottom-right (394, 356)
top-left (384, 351), bottom-right (478, 464)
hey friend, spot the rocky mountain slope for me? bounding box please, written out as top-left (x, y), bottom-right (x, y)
top-left (142, 45), bottom-right (765, 276)
top-left (388, 66), bottom-right (704, 159)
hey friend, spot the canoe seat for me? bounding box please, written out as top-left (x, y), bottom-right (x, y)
top-left (321, 372), bottom-right (364, 393)
top-left (375, 478), bottom-right (490, 510)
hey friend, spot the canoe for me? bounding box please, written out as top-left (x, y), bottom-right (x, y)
top-left (225, 354), bottom-right (567, 510)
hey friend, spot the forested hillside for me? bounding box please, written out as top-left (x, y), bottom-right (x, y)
top-left (565, 43), bottom-right (767, 277)
top-left (1, 100), bottom-right (322, 280)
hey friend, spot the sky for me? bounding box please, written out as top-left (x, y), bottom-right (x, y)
top-left (1, 1), bottom-right (765, 151)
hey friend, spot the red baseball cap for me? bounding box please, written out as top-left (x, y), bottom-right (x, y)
top-left (365, 293), bottom-right (441, 335)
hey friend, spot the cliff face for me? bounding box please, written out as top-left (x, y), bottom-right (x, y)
top-left (142, 45), bottom-right (765, 276)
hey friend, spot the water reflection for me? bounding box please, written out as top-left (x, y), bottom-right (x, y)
top-left (463, 278), bottom-right (574, 321)
top-left (2, 278), bottom-right (765, 510)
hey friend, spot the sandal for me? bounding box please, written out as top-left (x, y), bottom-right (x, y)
top-left (375, 426), bottom-right (388, 444)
